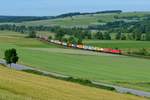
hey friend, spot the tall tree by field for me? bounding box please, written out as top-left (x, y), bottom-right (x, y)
top-left (68, 36), bottom-right (77, 44)
top-left (146, 33), bottom-right (150, 41)
top-left (48, 36), bottom-right (52, 40)
top-left (127, 33), bottom-right (134, 40)
top-left (77, 38), bottom-right (83, 44)
top-left (84, 30), bottom-right (92, 39)
top-left (141, 34), bottom-right (147, 41)
top-left (103, 32), bottom-right (111, 40)
top-left (120, 34), bottom-right (127, 40)
top-left (4, 48), bottom-right (19, 66)
top-left (28, 30), bottom-right (36, 38)
top-left (62, 37), bottom-right (68, 42)
top-left (55, 29), bottom-right (65, 41)
top-left (115, 32), bottom-right (121, 40)
top-left (95, 31), bottom-right (104, 40)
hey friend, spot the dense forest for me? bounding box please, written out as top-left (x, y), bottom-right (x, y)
top-left (55, 10), bottom-right (122, 18)
top-left (0, 16), bottom-right (52, 23)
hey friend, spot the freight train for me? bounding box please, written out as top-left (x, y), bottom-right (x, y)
top-left (38, 36), bottom-right (122, 54)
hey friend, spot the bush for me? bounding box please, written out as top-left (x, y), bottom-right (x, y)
top-left (48, 36), bottom-right (52, 40)
top-left (128, 48), bottom-right (149, 56)
top-left (28, 31), bottom-right (36, 38)
top-left (139, 48), bottom-right (148, 55)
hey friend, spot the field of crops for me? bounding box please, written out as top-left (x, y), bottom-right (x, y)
top-left (0, 31), bottom-right (150, 92)
top-left (1, 65), bottom-right (147, 100)
top-left (19, 12), bottom-right (150, 27)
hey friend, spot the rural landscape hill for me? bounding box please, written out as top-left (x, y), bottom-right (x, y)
top-left (19, 11), bottom-right (150, 27)
top-left (0, 9), bottom-right (150, 100)
top-left (0, 64), bottom-right (148, 100)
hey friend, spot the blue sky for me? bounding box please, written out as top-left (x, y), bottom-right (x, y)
top-left (0, 0), bottom-right (150, 16)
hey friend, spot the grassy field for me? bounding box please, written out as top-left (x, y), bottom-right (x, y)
top-left (0, 31), bottom-right (150, 92)
top-left (19, 12), bottom-right (150, 27)
top-left (83, 40), bottom-right (150, 49)
top-left (0, 65), bottom-right (148, 100)
top-left (0, 31), bottom-right (61, 48)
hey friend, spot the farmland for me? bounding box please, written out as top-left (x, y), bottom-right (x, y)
top-left (0, 64), bottom-right (148, 100)
top-left (1, 0), bottom-right (150, 99)
top-left (0, 31), bottom-right (150, 93)
top-left (19, 12), bottom-right (150, 27)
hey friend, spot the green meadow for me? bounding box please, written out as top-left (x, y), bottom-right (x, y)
top-left (0, 31), bottom-right (150, 92)
top-left (0, 65), bottom-right (147, 100)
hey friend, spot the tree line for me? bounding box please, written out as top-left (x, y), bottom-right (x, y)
top-left (0, 24), bottom-right (110, 40)
top-left (55, 10), bottom-right (122, 18)
top-left (0, 22), bottom-right (150, 41)
top-left (0, 16), bottom-right (52, 23)
top-left (88, 19), bottom-right (150, 41)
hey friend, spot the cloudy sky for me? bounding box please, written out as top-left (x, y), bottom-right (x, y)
top-left (0, 0), bottom-right (150, 16)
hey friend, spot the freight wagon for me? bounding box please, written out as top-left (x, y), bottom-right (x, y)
top-left (38, 36), bottom-right (122, 54)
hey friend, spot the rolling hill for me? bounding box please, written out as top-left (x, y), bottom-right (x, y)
top-left (19, 12), bottom-right (150, 27)
top-left (0, 31), bottom-right (150, 92)
top-left (0, 64), bottom-right (148, 100)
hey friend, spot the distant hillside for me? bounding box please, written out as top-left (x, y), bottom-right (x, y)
top-left (0, 10), bottom-right (122, 23)
top-left (54, 10), bottom-right (122, 18)
top-left (0, 16), bottom-right (52, 23)
top-left (20, 11), bottom-right (150, 27)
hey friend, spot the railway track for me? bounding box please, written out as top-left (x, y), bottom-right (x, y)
top-left (38, 37), bottom-right (122, 55)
